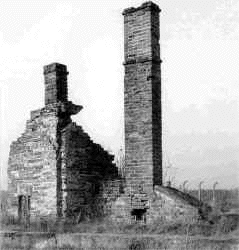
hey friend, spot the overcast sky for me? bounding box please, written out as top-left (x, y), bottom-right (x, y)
top-left (0, 0), bottom-right (239, 189)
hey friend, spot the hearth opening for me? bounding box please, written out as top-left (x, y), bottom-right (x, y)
top-left (131, 208), bottom-right (147, 222)
top-left (18, 195), bottom-right (30, 222)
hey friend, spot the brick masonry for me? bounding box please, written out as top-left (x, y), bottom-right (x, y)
top-left (110, 1), bottom-right (211, 224)
top-left (7, 63), bottom-right (121, 221)
top-left (111, 185), bottom-right (209, 224)
top-left (123, 1), bottom-right (162, 196)
top-left (8, 2), bottom-right (211, 225)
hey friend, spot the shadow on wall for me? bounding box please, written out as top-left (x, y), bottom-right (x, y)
top-left (61, 123), bottom-right (123, 222)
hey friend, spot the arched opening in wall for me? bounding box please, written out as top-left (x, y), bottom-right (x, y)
top-left (131, 208), bottom-right (147, 223)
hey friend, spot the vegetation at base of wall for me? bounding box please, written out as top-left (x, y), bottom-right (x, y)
top-left (1, 234), bottom-right (237, 250)
top-left (1, 189), bottom-right (239, 238)
top-left (1, 209), bottom-right (239, 250)
top-left (1, 212), bottom-right (239, 238)
top-left (0, 225), bottom-right (239, 250)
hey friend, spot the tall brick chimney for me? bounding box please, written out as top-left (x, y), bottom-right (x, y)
top-left (123, 1), bottom-right (162, 194)
top-left (44, 63), bottom-right (68, 105)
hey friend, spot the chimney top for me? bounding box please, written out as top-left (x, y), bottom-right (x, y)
top-left (122, 1), bottom-right (160, 15)
top-left (43, 63), bottom-right (68, 75)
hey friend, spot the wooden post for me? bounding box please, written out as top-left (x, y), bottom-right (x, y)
top-left (212, 181), bottom-right (218, 207)
top-left (198, 181), bottom-right (204, 202)
top-left (182, 180), bottom-right (188, 193)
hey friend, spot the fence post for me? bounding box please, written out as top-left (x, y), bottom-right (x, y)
top-left (198, 181), bottom-right (204, 202)
top-left (212, 181), bottom-right (218, 207)
top-left (182, 180), bottom-right (188, 193)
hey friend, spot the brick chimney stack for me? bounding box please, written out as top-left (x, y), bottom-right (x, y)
top-left (44, 63), bottom-right (68, 105)
top-left (123, 1), bottom-right (162, 194)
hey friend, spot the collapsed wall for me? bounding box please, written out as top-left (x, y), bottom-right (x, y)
top-left (8, 104), bottom-right (59, 217)
top-left (7, 63), bottom-right (121, 221)
top-left (61, 122), bottom-right (120, 219)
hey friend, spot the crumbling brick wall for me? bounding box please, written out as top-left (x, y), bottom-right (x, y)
top-left (111, 185), bottom-right (205, 224)
top-left (7, 63), bottom-right (121, 221)
top-left (60, 122), bottom-right (120, 220)
top-left (8, 106), bottom-right (59, 217)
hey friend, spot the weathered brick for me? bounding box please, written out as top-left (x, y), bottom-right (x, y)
top-left (110, 2), bottom-right (210, 225)
top-left (8, 63), bottom-right (122, 221)
top-left (123, 1), bottom-right (162, 196)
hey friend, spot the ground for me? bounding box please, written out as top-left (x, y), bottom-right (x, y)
top-left (1, 208), bottom-right (239, 249)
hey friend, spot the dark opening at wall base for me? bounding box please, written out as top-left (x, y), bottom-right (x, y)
top-left (131, 208), bottom-right (147, 223)
top-left (18, 195), bottom-right (30, 223)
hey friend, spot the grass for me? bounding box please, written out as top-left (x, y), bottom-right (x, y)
top-left (1, 210), bottom-right (239, 249)
top-left (1, 230), bottom-right (238, 250)
top-left (1, 212), bottom-right (239, 236)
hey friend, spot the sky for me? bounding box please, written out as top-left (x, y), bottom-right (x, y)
top-left (0, 0), bottom-right (239, 190)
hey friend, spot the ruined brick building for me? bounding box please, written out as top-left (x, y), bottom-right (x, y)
top-left (8, 1), bottom-right (210, 224)
top-left (7, 63), bottom-right (120, 221)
